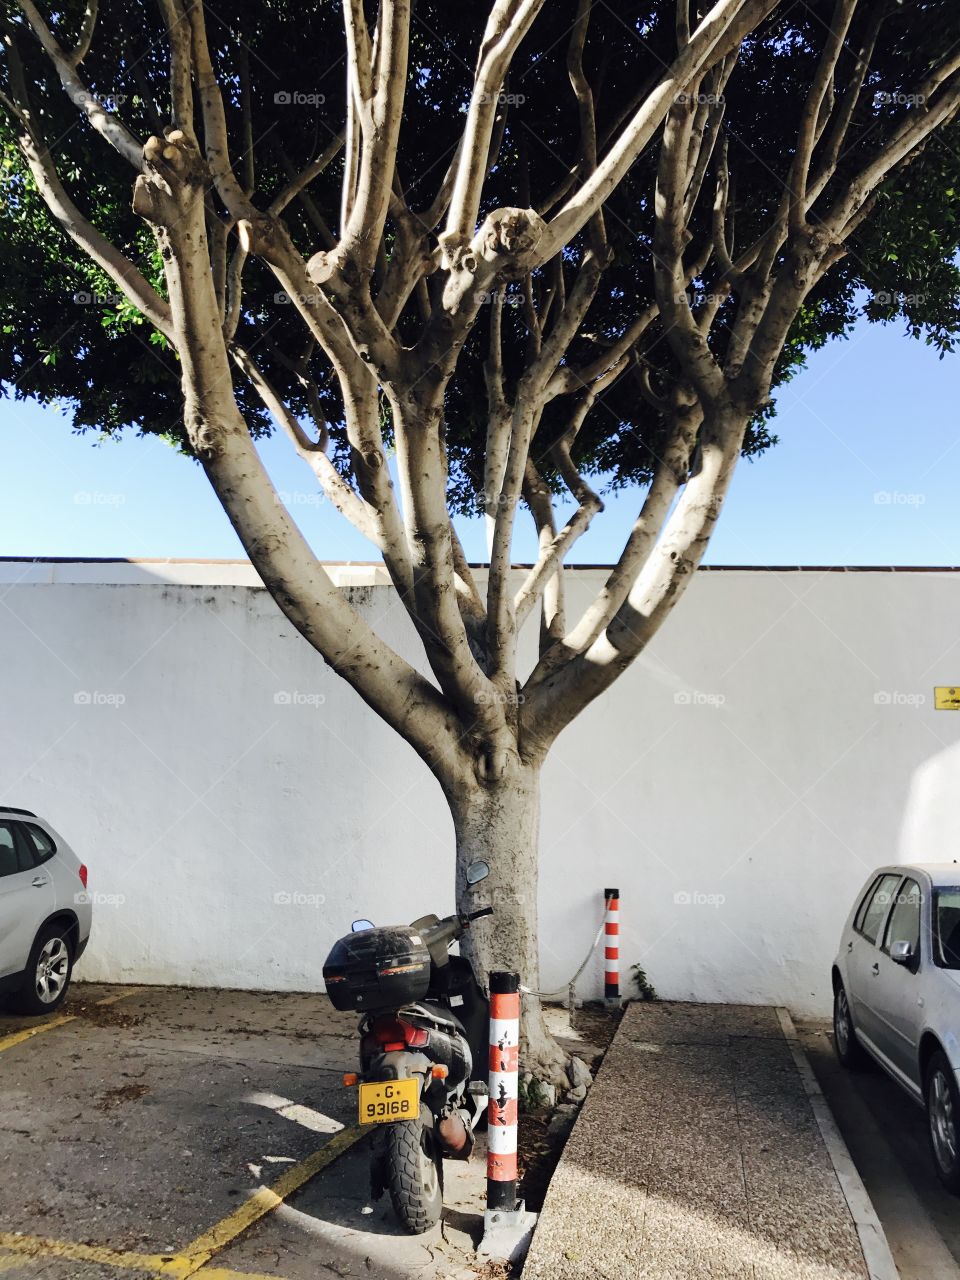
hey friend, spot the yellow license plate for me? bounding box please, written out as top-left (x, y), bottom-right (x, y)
top-left (358, 1077), bottom-right (419, 1125)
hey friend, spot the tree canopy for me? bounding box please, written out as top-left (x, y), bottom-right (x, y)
top-left (2, 1), bottom-right (958, 513)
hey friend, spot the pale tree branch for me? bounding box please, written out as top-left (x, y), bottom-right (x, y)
top-left (130, 135), bottom-right (466, 781)
top-left (540, 0), bottom-right (780, 262)
top-left (522, 398), bottom-right (743, 752)
top-left (531, 396), bottom-right (701, 682)
top-left (232, 345), bottom-right (383, 546)
top-left (443, 0), bottom-right (547, 246)
top-left (805, 6), bottom-right (885, 207)
top-left (271, 135), bottom-right (344, 217)
top-left (0, 30), bottom-right (172, 336)
top-left (336, 0), bottom-right (410, 276)
top-left (68, 0), bottom-right (97, 67)
top-left (15, 0), bottom-right (143, 166)
top-left (520, 461), bottom-right (567, 649)
top-left (155, 0), bottom-right (194, 134)
top-left (786, 0), bottom-right (859, 238)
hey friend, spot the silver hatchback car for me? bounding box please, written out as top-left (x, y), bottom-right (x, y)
top-left (833, 864), bottom-right (960, 1192)
top-left (0, 806), bottom-right (92, 1014)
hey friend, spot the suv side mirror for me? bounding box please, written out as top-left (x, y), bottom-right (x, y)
top-left (890, 940), bottom-right (915, 965)
top-left (466, 861), bottom-right (490, 885)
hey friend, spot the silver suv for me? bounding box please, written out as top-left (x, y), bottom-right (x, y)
top-left (833, 864), bottom-right (960, 1192)
top-left (0, 807), bottom-right (92, 1014)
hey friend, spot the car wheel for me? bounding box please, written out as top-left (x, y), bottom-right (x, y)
top-left (12, 924), bottom-right (74, 1015)
top-left (926, 1050), bottom-right (960, 1194)
top-left (833, 981), bottom-right (867, 1069)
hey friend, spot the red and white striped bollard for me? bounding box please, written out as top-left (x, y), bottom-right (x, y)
top-left (486, 970), bottom-right (519, 1213)
top-left (604, 887), bottom-right (621, 1008)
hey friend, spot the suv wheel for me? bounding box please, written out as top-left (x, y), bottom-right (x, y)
top-left (833, 981), bottom-right (867, 1069)
top-left (926, 1050), bottom-right (960, 1194)
top-left (13, 924), bottom-right (73, 1015)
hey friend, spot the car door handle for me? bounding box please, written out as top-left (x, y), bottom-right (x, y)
top-left (871, 962), bottom-right (880, 975)
top-left (847, 941), bottom-right (854, 952)
top-left (31, 876), bottom-right (48, 888)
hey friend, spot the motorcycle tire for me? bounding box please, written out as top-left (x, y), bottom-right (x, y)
top-left (385, 1116), bottom-right (443, 1233)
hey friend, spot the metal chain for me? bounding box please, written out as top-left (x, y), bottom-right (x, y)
top-left (519, 916), bottom-right (606, 1009)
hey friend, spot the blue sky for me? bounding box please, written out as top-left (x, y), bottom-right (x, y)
top-left (1, 315), bottom-right (958, 566)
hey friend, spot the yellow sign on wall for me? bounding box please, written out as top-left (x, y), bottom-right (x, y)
top-left (935, 687), bottom-right (960, 710)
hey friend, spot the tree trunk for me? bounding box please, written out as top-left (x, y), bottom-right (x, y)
top-left (446, 761), bottom-right (569, 1087)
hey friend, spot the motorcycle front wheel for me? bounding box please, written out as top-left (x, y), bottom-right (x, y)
top-left (385, 1116), bottom-right (443, 1233)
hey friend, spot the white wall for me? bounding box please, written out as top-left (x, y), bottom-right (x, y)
top-left (2, 558), bottom-right (959, 1017)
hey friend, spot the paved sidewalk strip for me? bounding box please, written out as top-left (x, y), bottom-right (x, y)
top-left (524, 1002), bottom-right (891, 1280)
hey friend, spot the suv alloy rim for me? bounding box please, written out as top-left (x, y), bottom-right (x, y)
top-left (35, 937), bottom-right (69, 1004)
top-left (930, 1069), bottom-right (958, 1173)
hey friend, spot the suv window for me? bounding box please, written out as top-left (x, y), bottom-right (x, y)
top-left (22, 823), bottom-right (56, 864)
top-left (857, 873), bottom-right (901, 944)
top-left (883, 878), bottom-right (921, 959)
top-left (0, 822), bottom-right (19, 877)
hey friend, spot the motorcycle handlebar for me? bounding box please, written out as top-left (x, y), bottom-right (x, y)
top-left (420, 906), bottom-right (494, 953)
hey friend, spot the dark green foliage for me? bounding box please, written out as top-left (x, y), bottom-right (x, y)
top-left (0, 1), bottom-right (957, 503)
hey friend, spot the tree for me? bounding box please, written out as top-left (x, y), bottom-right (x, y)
top-left (1, 0), bottom-right (959, 1081)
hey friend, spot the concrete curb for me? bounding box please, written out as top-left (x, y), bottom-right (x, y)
top-left (776, 1007), bottom-right (901, 1280)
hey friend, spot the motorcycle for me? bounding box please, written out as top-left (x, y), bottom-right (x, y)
top-left (322, 861), bottom-right (494, 1233)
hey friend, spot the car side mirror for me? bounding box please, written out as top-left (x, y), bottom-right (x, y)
top-left (465, 861), bottom-right (490, 885)
top-left (890, 940), bottom-right (915, 965)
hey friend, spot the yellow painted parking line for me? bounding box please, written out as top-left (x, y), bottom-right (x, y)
top-left (94, 986), bottom-right (149, 1006)
top-left (0, 1010), bottom-right (360, 1280)
top-left (0, 1231), bottom-right (169, 1273)
top-left (187, 1270), bottom-right (292, 1280)
top-left (162, 1124), bottom-right (367, 1278)
top-left (0, 1014), bottom-right (76, 1054)
top-left (0, 987), bottom-right (145, 1054)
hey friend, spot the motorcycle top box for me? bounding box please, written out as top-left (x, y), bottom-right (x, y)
top-left (323, 925), bottom-right (432, 1012)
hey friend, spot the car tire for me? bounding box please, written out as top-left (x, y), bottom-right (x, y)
top-left (926, 1050), bottom-right (960, 1195)
top-left (833, 980), bottom-right (868, 1070)
top-left (12, 923), bottom-right (74, 1015)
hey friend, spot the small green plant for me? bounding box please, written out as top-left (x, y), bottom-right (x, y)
top-left (517, 1075), bottom-right (548, 1111)
top-left (631, 963), bottom-right (658, 1002)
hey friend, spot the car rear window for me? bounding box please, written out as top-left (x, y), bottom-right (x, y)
top-left (856, 873), bottom-right (901, 944)
top-left (935, 889), bottom-right (960, 970)
top-left (22, 823), bottom-right (56, 863)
